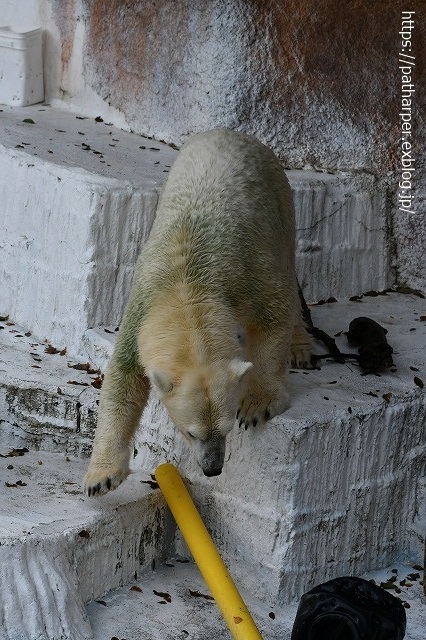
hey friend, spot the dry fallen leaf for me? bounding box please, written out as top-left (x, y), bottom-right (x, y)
top-left (1, 447), bottom-right (29, 458)
top-left (68, 362), bottom-right (99, 374)
top-left (414, 376), bottom-right (424, 389)
top-left (153, 589), bottom-right (171, 602)
top-left (91, 377), bottom-right (103, 389)
top-left (189, 589), bottom-right (214, 601)
top-left (130, 585), bottom-right (143, 593)
top-left (141, 479), bottom-right (159, 490)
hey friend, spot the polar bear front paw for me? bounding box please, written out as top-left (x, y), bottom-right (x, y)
top-left (82, 464), bottom-right (129, 497)
top-left (237, 385), bottom-right (290, 429)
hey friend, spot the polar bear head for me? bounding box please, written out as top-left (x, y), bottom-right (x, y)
top-left (147, 359), bottom-right (252, 476)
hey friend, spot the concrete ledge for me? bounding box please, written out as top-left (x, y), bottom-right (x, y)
top-left (0, 294), bottom-right (425, 636)
top-left (132, 292), bottom-right (426, 603)
top-left (1, 293), bottom-right (425, 610)
top-left (0, 105), bottom-right (176, 357)
top-left (0, 318), bottom-right (100, 456)
top-left (1, 106), bottom-right (393, 358)
top-left (0, 448), bottom-right (172, 640)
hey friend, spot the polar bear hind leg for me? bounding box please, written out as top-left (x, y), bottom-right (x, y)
top-left (290, 317), bottom-right (315, 369)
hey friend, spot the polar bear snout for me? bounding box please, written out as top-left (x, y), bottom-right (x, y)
top-left (203, 467), bottom-right (223, 477)
top-left (192, 435), bottom-right (226, 477)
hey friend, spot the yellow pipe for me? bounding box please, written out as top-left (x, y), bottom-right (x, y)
top-left (155, 463), bottom-right (263, 640)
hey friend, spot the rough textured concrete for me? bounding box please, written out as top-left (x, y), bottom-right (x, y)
top-left (132, 293), bottom-right (426, 604)
top-left (1, 295), bottom-right (425, 638)
top-left (0, 315), bottom-right (99, 455)
top-left (46, 0), bottom-right (425, 175)
top-left (32, 0), bottom-right (426, 291)
top-left (0, 448), bottom-right (173, 640)
top-left (0, 106), bottom-right (393, 360)
top-left (87, 561), bottom-right (425, 640)
top-left (0, 105), bottom-right (175, 356)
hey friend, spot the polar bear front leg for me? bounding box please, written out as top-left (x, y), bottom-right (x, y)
top-left (237, 324), bottom-right (291, 429)
top-left (82, 364), bottom-right (150, 496)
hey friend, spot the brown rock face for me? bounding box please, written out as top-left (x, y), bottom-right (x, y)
top-left (74, 0), bottom-right (424, 176)
top-left (50, 0), bottom-right (425, 289)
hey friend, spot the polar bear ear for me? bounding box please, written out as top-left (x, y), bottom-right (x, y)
top-left (228, 359), bottom-right (253, 382)
top-left (150, 369), bottom-right (174, 394)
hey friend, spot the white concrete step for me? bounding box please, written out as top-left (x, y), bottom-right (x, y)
top-left (86, 560), bottom-right (425, 640)
top-left (1, 293), bottom-right (424, 638)
top-left (130, 292), bottom-right (426, 605)
top-left (0, 447), bottom-right (173, 640)
top-left (1, 105), bottom-right (392, 358)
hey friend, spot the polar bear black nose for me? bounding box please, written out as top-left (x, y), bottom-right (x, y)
top-left (203, 467), bottom-right (223, 477)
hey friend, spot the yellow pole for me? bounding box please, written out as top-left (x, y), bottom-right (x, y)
top-left (155, 463), bottom-right (263, 640)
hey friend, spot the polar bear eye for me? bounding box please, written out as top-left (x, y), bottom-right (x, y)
top-left (187, 431), bottom-right (197, 440)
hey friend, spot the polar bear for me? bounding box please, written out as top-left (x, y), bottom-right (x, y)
top-left (83, 129), bottom-right (312, 496)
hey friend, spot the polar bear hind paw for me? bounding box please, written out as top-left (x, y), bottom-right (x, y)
top-left (290, 347), bottom-right (317, 369)
top-left (82, 464), bottom-right (128, 497)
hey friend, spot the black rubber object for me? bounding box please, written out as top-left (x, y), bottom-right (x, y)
top-left (291, 576), bottom-right (406, 639)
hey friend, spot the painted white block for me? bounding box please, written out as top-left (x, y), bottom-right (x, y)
top-left (0, 27), bottom-right (43, 106)
top-left (0, 449), bottom-right (171, 640)
top-left (291, 171), bottom-right (391, 301)
top-left (0, 105), bottom-right (178, 356)
top-left (131, 293), bottom-right (426, 603)
top-left (0, 106), bottom-right (393, 360)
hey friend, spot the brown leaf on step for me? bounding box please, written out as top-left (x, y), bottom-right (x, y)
top-left (382, 393), bottom-right (392, 403)
top-left (414, 376), bottom-right (424, 389)
top-left (141, 479), bottom-right (159, 489)
top-left (380, 581), bottom-right (397, 590)
top-left (67, 380), bottom-right (90, 386)
top-left (16, 480), bottom-right (27, 486)
top-left (410, 366), bottom-right (420, 372)
top-left (189, 589), bottom-right (214, 601)
top-left (153, 590), bottom-right (171, 602)
top-left (5, 482), bottom-right (18, 487)
top-left (68, 362), bottom-right (99, 374)
top-left (91, 377), bottom-right (103, 389)
top-left (45, 344), bottom-right (59, 354)
top-left (96, 600), bottom-right (107, 606)
top-left (1, 447), bottom-right (29, 458)
top-left (130, 585), bottom-right (143, 592)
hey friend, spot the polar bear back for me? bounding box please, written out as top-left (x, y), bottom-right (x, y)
top-left (134, 129), bottom-right (296, 324)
